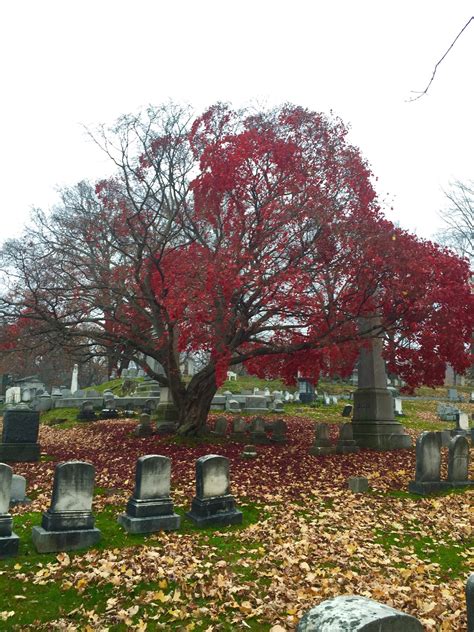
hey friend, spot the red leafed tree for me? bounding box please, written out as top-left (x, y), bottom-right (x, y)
top-left (1, 103), bottom-right (472, 434)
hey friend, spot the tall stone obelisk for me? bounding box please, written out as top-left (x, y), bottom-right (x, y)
top-left (352, 317), bottom-right (412, 450)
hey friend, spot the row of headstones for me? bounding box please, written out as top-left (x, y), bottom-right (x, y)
top-left (0, 454), bottom-right (242, 557)
top-left (296, 578), bottom-right (474, 631)
top-left (409, 431), bottom-right (473, 494)
top-left (211, 416), bottom-right (288, 444)
top-left (309, 422), bottom-right (360, 455)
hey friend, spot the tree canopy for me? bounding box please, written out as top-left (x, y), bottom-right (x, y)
top-left (1, 102), bottom-right (472, 434)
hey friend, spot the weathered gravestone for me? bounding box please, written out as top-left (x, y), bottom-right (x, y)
top-left (133, 413), bottom-right (153, 438)
top-left (436, 429), bottom-right (452, 447)
top-left (447, 435), bottom-right (472, 487)
top-left (393, 397), bottom-right (403, 417)
top-left (271, 419), bottom-right (287, 444)
top-left (348, 476), bottom-right (369, 493)
top-left (212, 417), bottom-right (228, 436)
top-left (186, 455), bottom-right (242, 526)
top-left (10, 474), bottom-right (29, 505)
top-left (0, 463), bottom-right (19, 558)
top-left (118, 455), bottom-right (180, 533)
top-left (77, 400), bottom-right (96, 422)
top-left (226, 399), bottom-right (241, 413)
top-left (467, 573), bottom-right (474, 632)
top-left (309, 423), bottom-right (335, 456)
top-left (272, 399), bottom-right (284, 413)
top-left (454, 411), bottom-right (470, 435)
top-left (296, 595), bottom-right (423, 631)
top-left (231, 418), bottom-right (247, 441)
top-left (250, 417), bottom-right (270, 444)
top-left (336, 423), bottom-right (360, 454)
top-left (0, 404), bottom-right (41, 461)
top-left (32, 461), bottom-right (101, 552)
top-left (408, 432), bottom-right (449, 495)
top-left (448, 388), bottom-right (458, 401)
top-left (156, 387), bottom-right (179, 434)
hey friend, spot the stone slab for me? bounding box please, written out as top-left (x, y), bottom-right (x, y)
top-left (309, 446), bottom-right (335, 455)
top-left (408, 480), bottom-right (452, 495)
top-left (186, 495), bottom-right (242, 527)
top-left (296, 595), bottom-right (423, 631)
top-left (117, 513), bottom-right (181, 534)
top-left (0, 444), bottom-right (41, 462)
top-left (0, 532), bottom-right (19, 558)
top-left (31, 526), bottom-right (101, 553)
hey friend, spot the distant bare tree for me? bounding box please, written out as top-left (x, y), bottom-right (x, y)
top-left (437, 180), bottom-right (474, 262)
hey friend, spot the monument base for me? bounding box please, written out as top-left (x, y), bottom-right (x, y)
top-left (31, 526), bottom-right (101, 553)
top-left (0, 533), bottom-right (19, 558)
top-left (336, 444), bottom-right (360, 454)
top-left (408, 480), bottom-right (452, 495)
top-left (250, 432), bottom-right (271, 445)
top-left (186, 495), bottom-right (243, 527)
top-left (117, 513), bottom-right (180, 534)
top-left (0, 443), bottom-right (41, 462)
top-left (155, 403), bottom-right (179, 434)
top-left (309, 446), bottom-right (335, 455)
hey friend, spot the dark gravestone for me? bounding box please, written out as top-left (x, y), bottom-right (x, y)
top-left (32, 461), bottom-right (101, 552)
top-left (77, 400), bottom-right (96, 422)
top-left (186, 455), bottom-right (242, 527)
top-left (250, 417), bottom-right (270, 444)
top-left (231, 417), bottom-right (247, 441)
top-left (241, 444), bottom-right (257, 459)
top-left (352, 316), bottom-right (412, 450)
top-left (156, 387), bottom-right (179, 434)
top-left (348, 476), bottom-right (369, 493)
top-left (336, 423), bottom-right (360, 454)
top-left (309, 423), bottom-right (335, 456)
top-left (296, 595), bottom-right (423, 631)
top-left (0, 405), bottom-right (41, 461)
top-left (448, 436), bottom-right (473, 488)
top-left (118, 455), bottom-right (180, 533)
top-left (271, 419), bottom-right (287, 444)
top-left (133, 413), bottom-right (153, 438)
top-left (467, 573), bottom-right (474, 632)
top-left (408, 432), bottom-right (449, 495)
top-left (0, 463), bottom-right (19, 558)
top-left (211, 417), bottom-right (228, 436)
top-left (342, 405), bottom-right (353, 418)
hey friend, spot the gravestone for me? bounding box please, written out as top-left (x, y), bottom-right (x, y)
top-left (352, 316), bottom-right (411, 450)
top-left (245, 395), bottom-right (267, 413)
top-left (5, 387), bottom-right (21, 405)
top-left (336, 423), bottom-right (360, 454)
top-left (447, 435), bottom-right (472, 487)
top-left (156, 387), bottom-right (179, 434)
top-left (241, 444), bottom-right (257, 459)
top-left (32, 461), bottom-right (101, 552)
top-left (348, 476), bottom-right (369, 493)
top-left (272, 399), bottom-right (284, 413)
top-left (436, 429), bottom-right (451, 448)
top-left (226, 399), bottom-right (240, 412)
top-left (231, 418), bottom-right (247, 440)
top-left (77, 400), bottom-right (96, 422)
top-left (0, 463), bottom-right (19, 558)
top-left (296, 595), bottom-right (423, 631)
top-left (212, 417), bottom-right (228, 436)
top-left (0, 404), bottom-right (41, 461)
top-left (467, 573), bottom-right (474, 632)
top-left (448, 388), bottom-right (458, 401)
top-left (309, 423), bottom-right (335, 455)
top-left (118, 455), bottom-right (180, 533)
top-left (393, 397), bottom-right (403, 417)
top-left (454, 412), bottom-right (470, 434)
top-left (250, 417), bottom-right (270, 444)
top-left (10, 474), bottom-right (29, 505)
top-left (186, 455), bottom-right (242, 527)
top-left (271, 419), bottom-right (287, 444)
top-left (342, 404), bottom-right (353, 418)
top-left (133, 413), bottom-right (153, 438)
top-left (408, 432), bottom-right (448, 495)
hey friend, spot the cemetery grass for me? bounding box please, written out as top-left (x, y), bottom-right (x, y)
top-left (2, 413), bottom-right (473, 631)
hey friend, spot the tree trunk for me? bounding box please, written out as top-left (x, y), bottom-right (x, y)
top-left (175, 369), bottom-right (218, 436)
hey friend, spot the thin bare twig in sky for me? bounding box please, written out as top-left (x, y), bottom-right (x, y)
top-left (408, 16), bottom-right (474, 102)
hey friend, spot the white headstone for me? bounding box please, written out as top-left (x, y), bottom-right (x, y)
top-left (70, 364), bottom-right (79, 394)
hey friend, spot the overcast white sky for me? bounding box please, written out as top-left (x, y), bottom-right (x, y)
top-left (0, 1), bottom-right (473, 241)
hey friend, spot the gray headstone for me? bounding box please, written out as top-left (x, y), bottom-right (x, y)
top-left (135, 455), bottom-right (171, 499)
top-left (414, 432), bottom-right (441, 482)
top-left (456, 412), bottom-right (470, 431)
top-left (447, 436), bottom-right (470, 483)
top-left (348, 476), bottom-right (369, 493)
top-left (187, 455), bottom-right (242, 527)
top-left (0, 463), bottom-right (13, 514)
top-left (212, 417), bottom-right (228, 436)
top-left (309, 422), bottom-right (334, 455)
top-left (296, 595), bottom-right (423, 631)
top-left (10, 475), bottom-right (27, 504)
top-left (467, 573), bottom-right (474, 632)
top-left (196, 455), bottom-right (229, 499)
top-left (32, 461), bottom-right (101, 552)
top-left (336, 423), bottom-right (360, 453)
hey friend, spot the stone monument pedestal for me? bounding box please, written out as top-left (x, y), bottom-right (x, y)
top-left (0, 515), bottom-right (19, 558)
top-left (155, 388), bottom-right (179, 434)
top-left (186, 494), bottom-right (243, 527)
top-left (118, 497), bottom-right (180, 533)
